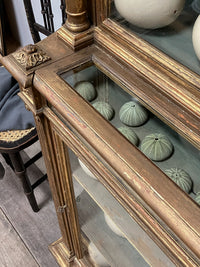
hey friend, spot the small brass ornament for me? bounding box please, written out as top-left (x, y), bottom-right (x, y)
top-left (13, 44), bottom-right (51, 70)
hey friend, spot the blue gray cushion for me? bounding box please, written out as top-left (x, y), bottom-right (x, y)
top-left (0, 67), bottom-right (35, 132)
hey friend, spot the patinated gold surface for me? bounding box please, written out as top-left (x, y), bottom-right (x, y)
top-left (13, 44), bottom-right (51, 70)
top-left (1, 0), bottom-right (200, 266)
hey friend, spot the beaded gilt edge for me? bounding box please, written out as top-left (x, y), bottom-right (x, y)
top-left (0, 127), bottom-right (35, 143)
top-left (13, 44), bottom-right (51, 70)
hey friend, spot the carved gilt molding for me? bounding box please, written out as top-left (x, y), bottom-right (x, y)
top-left (13, 44), bottom-right (51, 70)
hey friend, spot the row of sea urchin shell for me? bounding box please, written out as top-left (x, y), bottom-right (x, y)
top-left (118, 101), bottom-right (147, 146)
top-left (75, 88), bottom-right (197, 202)
top-left (74, 81), bottom-right (115, 121)
top-left (119, 101), bottom-right (174, 162)
top-left (119, 102), bottom-right (198, 200)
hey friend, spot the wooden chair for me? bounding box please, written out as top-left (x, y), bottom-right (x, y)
top-left (0, 67), bottom-right (47, 212)
top-left (0, 0), bottom-right (65, 212)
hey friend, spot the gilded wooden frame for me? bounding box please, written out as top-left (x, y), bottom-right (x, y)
top-left (93, 0), bottom-right (200, 130)
top-left (31, 44), bottom-right (200, 266)
top-left (1, 0), bottom-right (200, 265)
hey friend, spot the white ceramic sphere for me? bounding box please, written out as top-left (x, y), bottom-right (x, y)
top-left (114, 0), bottom-right (185, 29)
top-left (192, 15), bottom-right (200, 61)
top-left (104, 213), bottom-right (124, 237)
top-left (78, 159), bottom-right (97, 180)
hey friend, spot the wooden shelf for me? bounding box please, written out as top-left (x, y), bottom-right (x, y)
top-left (70, 151), bottom-right (174, 267)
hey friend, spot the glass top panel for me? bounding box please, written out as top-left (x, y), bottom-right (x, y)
top-left (60, 63), bottom-right (200, 205)
top-left (110, 0), bottom-right (200, 75)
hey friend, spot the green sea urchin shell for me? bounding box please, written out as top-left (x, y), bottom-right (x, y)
top-left (141, 133), bottom-right (173, 161)
top-left (118, 126), bottom-right (138, 146)
top-left (194, 192), bottom-right (200, 205)
top-left (75, 81), bottom-right (96, 101)
top-left (92, 101), bottom-right (114, 120)
top-left (119, 101), bottom-right (148, 126)
top-left (164, 168), bottom-right (192, 193)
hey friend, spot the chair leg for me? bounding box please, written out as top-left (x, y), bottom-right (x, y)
top-left (8, 152), bottom-right (39, 212)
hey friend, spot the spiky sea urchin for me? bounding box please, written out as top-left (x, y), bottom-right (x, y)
top-left (75, 81), bottom-right (96, 102)
top-left (118, 126), bottom-right (138, 146)
top-left (119, 101), bottom-right (148, 126)
top-left (164, 168), bottom-right (192, 193)
top-left (92, 101), bottom-right (114, 120)
top-left (141, 133), bottom-right (173, 161)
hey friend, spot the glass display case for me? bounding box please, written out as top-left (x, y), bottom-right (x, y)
top-left (1, 0), bottom-right (200, 266)
top-left (110, 0), bottom-right (200, 74)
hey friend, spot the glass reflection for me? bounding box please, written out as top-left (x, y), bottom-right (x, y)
top-left (61, 63), bottom-right (200, 204)
top-left (110, 0), bottom-right (200, 75)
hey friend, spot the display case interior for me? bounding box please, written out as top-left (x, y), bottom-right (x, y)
top-left (61, 61), bottom-right (200, 201)
top-left (2, 0), bottom-right (200, 266)
top-left (109, 0), bottom-right (200, 75)
top-left (68, 148), bottom-right (175, 266)
top-left (29, 40), bottom-right (200, 265)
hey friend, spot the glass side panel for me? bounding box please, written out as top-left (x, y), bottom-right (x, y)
top-left (60, 63), bottom-right (200, 204)
top-left (69, 148), bottom-right (174, 266)
top-left (110, 0), bottom-right (200, 75)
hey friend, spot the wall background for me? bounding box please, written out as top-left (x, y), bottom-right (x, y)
top-left (4, 0), bottom-right (63, 46)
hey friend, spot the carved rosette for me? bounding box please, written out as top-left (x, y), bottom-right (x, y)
top-left (13, 44), bottom-right (51, 70)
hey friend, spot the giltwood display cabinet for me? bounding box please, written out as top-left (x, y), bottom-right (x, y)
top-left (2, 0), bottom-right (200, 266)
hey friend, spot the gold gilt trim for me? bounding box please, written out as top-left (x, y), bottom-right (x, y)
top-left (21, 88), bottom-right (34, 106)
top-left (0, 127), bottom-right (35, 142)
top-left (13, 44), bottom-right (51, 70)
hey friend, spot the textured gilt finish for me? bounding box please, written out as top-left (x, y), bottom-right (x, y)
top-left (13, 44), bottom-right (51, 70)
top-left (49, 238), bottom-right (74, 266)
top-left (51, 131), bottom-right (83, 259)
top-left (34, 114), bottom-right (75, 259)
top-left (1, 1), bottom-right (200, 266)
top-left (20, 87), bottom-right (34, 106)
top-left (57, 26), bottom-right (94, 51)
top-left (95, 20), bottom-right (200, 127)
top-left (57, 0), bottom-right (92, 50)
